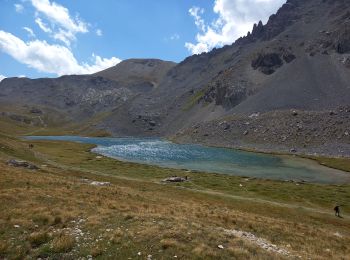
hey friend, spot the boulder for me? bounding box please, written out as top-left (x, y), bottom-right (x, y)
top-left (90, 181), bottom-right (110, 186)
top-left (149, 120), bottom-right (156, 127)
top-left (162, 176), bottom-right (188, 183)
top-left (7, 159), bottom-right (39, 170)
top-left (342, 57), bottom-right (350, 68)
top-left (30, 108), bottom-right (43, 114)
top-left (291, 110), bottom-right (298, 116)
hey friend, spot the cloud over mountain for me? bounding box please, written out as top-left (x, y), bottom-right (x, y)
top-left (186, 0), bottom-right (286, 54)
top-left (0, 30), bottom-right (120, 76)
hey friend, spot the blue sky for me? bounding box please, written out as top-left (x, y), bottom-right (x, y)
top-left (0, 0), bottom-right (285, 79)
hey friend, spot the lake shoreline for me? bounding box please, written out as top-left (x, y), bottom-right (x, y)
top-left (25, 135), bottom-right (350, 184)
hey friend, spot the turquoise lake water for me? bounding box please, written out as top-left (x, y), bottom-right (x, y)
top-left (26, 136), bottom-right (350, 184)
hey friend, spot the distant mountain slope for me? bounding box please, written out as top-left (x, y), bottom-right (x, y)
top-left (0, 59), bottom-right (176, 128)
top-left (95, 59), bottom-right (176, 90)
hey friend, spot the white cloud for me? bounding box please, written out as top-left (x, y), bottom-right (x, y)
top-left (82, 54), bottom-right (121, 74)
top-left (189, 7), bottom-right (206, 32)
top-left (0, 75), bottom-right (6, 82)
top-left (31, 0), bottom-right (88, 46)
top-left (35, 17), bottom-right (52, 33)
top-left (23, 27), bottom-right (36, 38)
top-left (0, 30), bottom-right (121, 76)
top-left (15, 4), bottom-right (24, 13)
top-left (186, 0), bottom-right (286, 54)
top-left (170, 33), bottom-right (180, 41)
top-left (96, 29), bottom-right (102, 36)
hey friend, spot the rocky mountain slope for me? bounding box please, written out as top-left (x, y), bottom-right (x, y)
top-left (0, 0), bottom-right (350, 156)
top-left (95, 59), bottom-right (176, 90)
top-left (99, 0), bottom-right (350, 139)
top-left (0, 59), bottom-right (176, 129)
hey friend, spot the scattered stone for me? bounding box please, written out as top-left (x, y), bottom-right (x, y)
top-left (30, 108), bottom-right (43, 114)
top-left (14, 225), bottom-right (20, 228)
top-left (81, 178), bottom-right (110, 186)
top-left (149, 121), bottom-right (156, 127)
top-left (291, 110), bottom-right (298, 116)
top-left (290, 148), bottom-right (297, 153)
top-left (137, 252), bottom-right (142, 256)
top-left (96, 156), bottom-right (103, 159)
top-left (217, 245), bottom-right (224, 249)
top-left (243, 130), bottom-right (249, 136)
top-left (147, 255), bottom-right (152, 260)
top-left (7, 159), bottom-right (39, 170)
top-left (222, 228), bottom-right (293, 257)
top-left (162, 176), bottom-right (188, 183)
top-left (249, 112), bottom-right (260, 119)
top-left (334, 232), bottom-right (343, 238)
top-left (90, 181), bottom-right (110, 186)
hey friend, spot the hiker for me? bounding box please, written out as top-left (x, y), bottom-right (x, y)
top-left (334, 205), bottom-right (340, 217)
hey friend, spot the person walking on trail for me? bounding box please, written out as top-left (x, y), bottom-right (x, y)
top-left (334, 205), bottom-right (341, 217)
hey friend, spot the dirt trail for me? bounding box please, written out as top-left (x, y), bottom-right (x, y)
top-left (182, 186), bottom-right (349, 220)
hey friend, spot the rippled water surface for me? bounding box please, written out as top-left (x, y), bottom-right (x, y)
top-left (26, 136), bottom-right (350, 184)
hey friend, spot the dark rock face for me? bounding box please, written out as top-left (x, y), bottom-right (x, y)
top-left (252, 53), bottom-right (283, 75)
top-left (334, 27), bottom-right (350, 53)
top-left (283, 53), bottom-right (296, 63)
top-left (202, 83), bottom-right (247, 109)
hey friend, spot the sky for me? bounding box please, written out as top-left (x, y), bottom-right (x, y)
top-left (0, 0), bottom-right (286, 79)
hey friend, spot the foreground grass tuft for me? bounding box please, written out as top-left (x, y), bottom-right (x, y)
top-left (28, 231), bottom-right (50, 248)
top-left (51, 234), bottom-right (75, 253)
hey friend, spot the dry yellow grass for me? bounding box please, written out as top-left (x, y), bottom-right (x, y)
top-left (1, 160), bottom-right (349, 259)
top-left (0, 119), bottom-right (350, 259)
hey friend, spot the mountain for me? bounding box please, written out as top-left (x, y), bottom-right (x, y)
top-left (99, 0), bottom-right (350, 139)
top-left (1, 0), bottom-right (350, 155)
top-left (95, 59), bottom-right (176, 90)
top-left (0, 59), bottom-right (176, 131)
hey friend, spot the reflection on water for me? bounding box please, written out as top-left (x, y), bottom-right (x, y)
top-left (26, 136), bottom-right (350, 184)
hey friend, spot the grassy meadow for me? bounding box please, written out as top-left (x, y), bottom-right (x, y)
top-left (0, 117), bottom-right (350, 259)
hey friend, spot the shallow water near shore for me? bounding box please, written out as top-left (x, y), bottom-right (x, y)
top-left (26, 136), bottom-right (350, 184)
